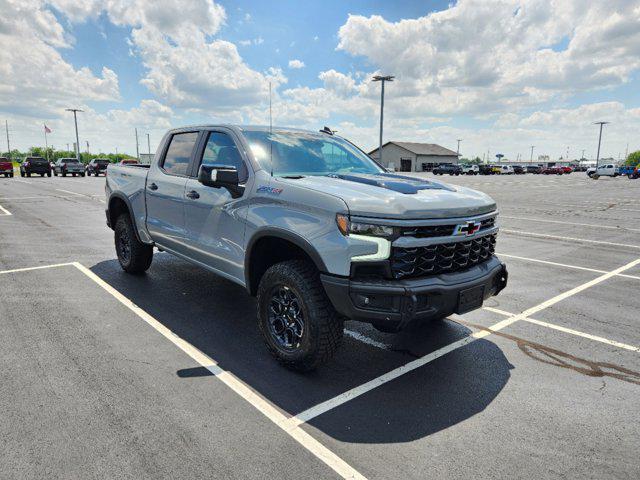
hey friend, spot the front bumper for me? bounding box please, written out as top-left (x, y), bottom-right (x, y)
top-left (321, 255), bottom-right (507, 331)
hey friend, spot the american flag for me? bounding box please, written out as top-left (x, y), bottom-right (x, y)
top-left (44, 125), bottom-right (52, 134)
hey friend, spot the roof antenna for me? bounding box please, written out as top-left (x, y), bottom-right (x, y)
top-left (269, 81), bottom-right (274, 177)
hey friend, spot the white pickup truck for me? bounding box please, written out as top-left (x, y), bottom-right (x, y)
top-left (587, 164), bottom-right (619, 179)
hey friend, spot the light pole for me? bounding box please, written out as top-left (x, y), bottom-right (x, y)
top-left (529, 145), bottom-right (535, 165)
top-left (65, 108), bottom-right (83, 162)
top-left (86, 141), bottom-right (90, 154)
top-left (581, 149), bottom-right (585, 160)
top-left (594, 121), bottom-right (609, 168)
top-left (134, 128), bottom-right (140, 161)
top-left (146, 133), bottom-right (151, 156)
top-left (456, 139), bottom-right (462, 159)
top-left (372, 75), bottom-right (394, 167)
top-left (5, 120), bottom-right (11, 160)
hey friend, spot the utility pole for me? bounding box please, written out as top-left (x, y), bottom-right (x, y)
top-left (372, 75), bottom-right (394, 167)
top-left (146, 133), bottom-right (151, 156)
top-left (65, 108), bottom-right (83, 162)
top-left (456, 139), bottom-right (462, 160)
top-left (581, 149), bottom-right (585, 160)
top-left (134, 128), bottom-right (140, 161)
top-left (594, 121), bottom-right (609, 168)
top-left (529, 145), bottom-right (535, 165)
top-left (5, 120), bottom-right (11, 160)
top-left (67, 143), bottom-right (70, 152)
top-left (625, 142), bottom-right (629, 161)
top-left (86, 141), bottom-right (90, 154)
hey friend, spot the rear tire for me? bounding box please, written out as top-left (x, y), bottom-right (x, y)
top-left (95, 172), bottom-right (99, 177)
top-left (114, 214), bottom-right (153, 274)
top-left (62, 172), bottom-right (66, 177)
top-left (257, 259), bottom-right (343, 371)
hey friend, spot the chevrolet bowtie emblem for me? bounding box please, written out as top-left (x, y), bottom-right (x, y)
top-left (454, 221), bottom-right (481, 236)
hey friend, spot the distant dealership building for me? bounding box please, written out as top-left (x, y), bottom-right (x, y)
top-left (369, 141), bottom-right (460, 172)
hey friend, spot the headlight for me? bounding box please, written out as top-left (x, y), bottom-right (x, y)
top-left (336, 214), bottom-right (394, 238)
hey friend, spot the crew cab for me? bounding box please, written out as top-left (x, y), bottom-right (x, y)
top-left (495, 165), bottom-right (514, 175)
top-left (0, 157), bottom-right (13, 178)
top-left (20, 157), bottom-right (51, 177)
top-left (86, 158), bottom-right (110, 176)
top-left (589, 163), bottom-right (618, 179)
top-left (432, 163), bottom-right (462, 175)
top-left (53, 158), bottom-right (85, 177)
top-left (106, 125), bottom-right (508, 371)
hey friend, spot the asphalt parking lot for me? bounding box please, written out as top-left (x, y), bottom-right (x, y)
top-left (1, 172), bottom-right (639, 479)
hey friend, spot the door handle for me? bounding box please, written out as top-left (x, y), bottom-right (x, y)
top-left (149, 182), bottom-right (158, 190)
top-left (186, 190), bottom-right (200, 199)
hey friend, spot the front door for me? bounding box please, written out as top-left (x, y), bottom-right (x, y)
top-left (182, 130), bottom-right (251, 283)
top-left (146, 131), bottom-right (199, 252)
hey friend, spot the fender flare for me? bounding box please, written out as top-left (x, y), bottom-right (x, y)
top-left (244, 227), bottom-right (328, 293)
top-left (107, 192), bottom-right (146, 244)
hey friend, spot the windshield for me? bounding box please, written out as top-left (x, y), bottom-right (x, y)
top-left (63, 158), bottom-right (79, 163)
top-left (96, 160), bottom-right (109, 165)
top-left (242, 129), bottom-right (383, 177)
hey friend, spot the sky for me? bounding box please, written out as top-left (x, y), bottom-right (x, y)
top-left (1, 0), bottom-right (639, 161)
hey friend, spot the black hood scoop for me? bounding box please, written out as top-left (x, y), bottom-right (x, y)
top-left (326, 173), bottom-right (454, 194)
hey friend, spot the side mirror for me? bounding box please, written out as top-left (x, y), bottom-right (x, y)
top-left (198, 164), bottom-right (243, 198)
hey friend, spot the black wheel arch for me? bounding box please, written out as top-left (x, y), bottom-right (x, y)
top-left (245, 228), bottom-right (328, 296)
top-left (107, 193), bottom-right (146, 244)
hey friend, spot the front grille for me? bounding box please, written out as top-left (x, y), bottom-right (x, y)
top-left (391, 233), bottom-right (496, 279)
top-left (399, 216), bottom-right (496, 239)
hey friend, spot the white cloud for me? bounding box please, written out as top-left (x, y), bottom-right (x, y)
top-left (288, 59), bottom-right (305, 69)
top-left (336, 1), bottom-right (640, 115)
top-left (0, 0), bottom-right (120, 119)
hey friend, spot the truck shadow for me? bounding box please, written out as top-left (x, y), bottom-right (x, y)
top-left (90, 254), bottom-right (512, 444)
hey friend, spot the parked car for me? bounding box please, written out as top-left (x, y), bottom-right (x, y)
top-left (460, 164), bottom-right (479, 175)
top-left (590, 163), bottom-right (618, 179)
top-left (20, 157), bottom-right (51, 177)
top-left (106, 125), bottom-right (508, 371)
top-left (618, 165), bottom-right (640, 179)
top-left (432, 163), bottom-right (462, 175)
top-left (559, 166), bottom-right (573, 174)
top-left (494, 165), bottom-right (514, 175)
top-left (478, 164), bottom-right (494, 175)
top-left (0, 157), bottom-right (13, 178)
top-left (526, 165), bottom-right (542, 174)
top-left (511, 165), bottom-right (525, 174)
top-left (541, 166), bottom-right (564, 175)
top-left (53, 158), bottom-right (85, 177)
top-left (118, 159), bottom-right (139, 165)
top-left (86, 158), bottom-right (110, 176)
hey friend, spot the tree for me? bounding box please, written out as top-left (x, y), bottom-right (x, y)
top-left (625, 150), bottom-right (640, 166)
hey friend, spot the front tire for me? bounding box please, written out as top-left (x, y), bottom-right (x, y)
top-left (114, 214), bottom-right (153, 274)
top-left (257, 260), bottom-right (343, 371)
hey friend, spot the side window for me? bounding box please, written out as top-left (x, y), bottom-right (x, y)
top-left (200, 132), bottom-right (247, 181)
top-left (162, 132), bottom-right (198, 176)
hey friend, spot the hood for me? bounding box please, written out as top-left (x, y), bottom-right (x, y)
top-left (278, 173), bottom-right (496, 219)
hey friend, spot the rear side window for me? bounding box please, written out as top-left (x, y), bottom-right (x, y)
top-left (162, 132), bottom-right (198, 176)
top-left (200, 132), bottom-right (247, 181)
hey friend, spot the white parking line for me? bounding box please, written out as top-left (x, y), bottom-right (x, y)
top-left (497, 253), bottom-right (640, 281)
top-left (344, 329), bottom-right (390, 350)
top-left (288, 257), bottom-right (640, 425)
top-left (0, 262), bottom-right (75, 275)
top-left (502, 229), bottom-right (640, 249)
top-left (483, 307), bottom-right (640, 353)
top-left (501, 215), bottom-right (640, 233)
top-left (0, 204), bottom-right (11, 216)
top-left (71, 262), bottom-right (366, 480)
top-left (56, 188), bottom-right (86, 197)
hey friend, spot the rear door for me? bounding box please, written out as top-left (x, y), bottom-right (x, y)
top-left (145, 131), bottom-right (200, 252)
top-left (182, 129), bottom-right (251, 283)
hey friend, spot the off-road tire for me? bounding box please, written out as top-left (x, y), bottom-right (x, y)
top-left (257, 259), bottom-right (343, 371)
top-left (114, 214), bottom-right (153, 274)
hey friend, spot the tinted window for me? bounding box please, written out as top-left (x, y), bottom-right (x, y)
top-left (162, 132), bottom-right (198, 176)
top-left (200, 132), bottom-right (246, 177)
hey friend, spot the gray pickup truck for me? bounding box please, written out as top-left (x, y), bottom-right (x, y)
top-left (105, 125), bottom-right (507, 371)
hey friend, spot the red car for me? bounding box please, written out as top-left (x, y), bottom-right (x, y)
top-left (0, 157), bottom-right (13, 178)
top-left (541, 166), bottom-right (564, 175)
top-left (559, 166), bottom-right (573, 174)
